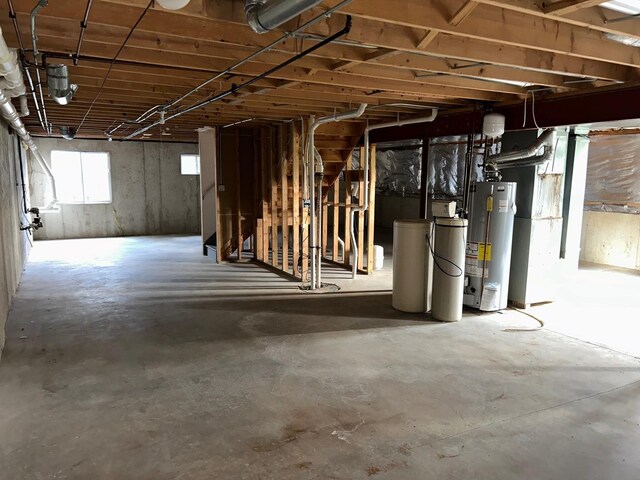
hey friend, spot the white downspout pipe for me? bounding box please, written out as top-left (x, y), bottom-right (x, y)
top-left (351, 109), bottom-right (438, 279)
top-left (307, 103), bottom-right (367, 290)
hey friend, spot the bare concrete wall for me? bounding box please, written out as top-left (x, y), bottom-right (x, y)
top-left (30, 138), bottom-right (200, 240)
top-left (0, 120), bottom-right (32, 355)
top-left (375, 194), bottom-right (421, 228)
top-left (580, 211), bottom-right (640, 271)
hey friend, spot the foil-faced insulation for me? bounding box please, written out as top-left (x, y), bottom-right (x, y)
top-left (585, 134), bottom-right (640, 214)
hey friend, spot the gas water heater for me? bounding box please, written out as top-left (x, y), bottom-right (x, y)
top-left (464, 181), bottom-right (517, 311)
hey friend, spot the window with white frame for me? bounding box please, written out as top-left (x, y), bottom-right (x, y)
top-left (181, 154), bottom-right (200, 175)
top-left (51, 151), bottom-right (112, 204)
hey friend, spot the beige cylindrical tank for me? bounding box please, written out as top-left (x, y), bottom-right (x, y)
top-left (431, 218), bottom-right (468, 322)
top-left (392, 219), bottom-right (433, 313)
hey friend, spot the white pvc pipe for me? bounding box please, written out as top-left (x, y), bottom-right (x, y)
top-left (307, 103), bottom-right (367, 290)
top-left (0, 28), bottom-right (57, 210)
top-left (351, 109), bottom-right (438, 279)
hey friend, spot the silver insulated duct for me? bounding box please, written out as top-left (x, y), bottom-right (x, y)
top-left (0, 89), bottom-right (58, 209)
top-left (245, 0), bottom-right (324, 33)
top-left (488, 129), bottom-right (557, 169)
top-left (46, 64), bottom-right (78, 105)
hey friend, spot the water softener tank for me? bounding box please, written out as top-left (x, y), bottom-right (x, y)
top-left (464, 181), bottom-right (517, 311)
top-left (392, 220), bottom-right (433, 313)
top-left (431, 218), bottom-right (468, 322)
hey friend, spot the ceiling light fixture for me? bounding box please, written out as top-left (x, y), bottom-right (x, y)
top-left (156, 0), bottom-right (191, 10)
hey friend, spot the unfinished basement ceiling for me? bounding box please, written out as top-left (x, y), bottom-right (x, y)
top-left (2, 0), bottom-right (640, 142)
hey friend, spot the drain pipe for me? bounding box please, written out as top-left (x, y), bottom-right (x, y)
top-left (307, 103), bottom-right (367, 290)
top-left (351, 109), bottom-right (438, 279)
top-left (246, 0), bottom-right (325, 34)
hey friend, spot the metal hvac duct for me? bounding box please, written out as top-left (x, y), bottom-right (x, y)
top-left (46, 64), bottom-right (78, 105)
top-left (59, 125), bottom-right (76, 140)
top-left (0, 89), bottom-right (58, 209)
top-left (245, 0), bottom-right (324, 33)
top-left (488, 129), bottom-right (556, 167)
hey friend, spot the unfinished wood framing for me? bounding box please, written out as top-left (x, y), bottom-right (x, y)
top-left (10, 0), bottom-right (640, 142)
top-left (212, 128), bottom-right (258, 262)
top-left (250, 123), bottom-right (311, 280)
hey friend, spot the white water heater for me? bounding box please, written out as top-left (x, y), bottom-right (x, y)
top-left (464, 181), bottom-right (517, 311)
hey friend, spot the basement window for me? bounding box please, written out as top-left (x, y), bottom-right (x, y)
top-left (181, 154), bottom-right (200, 175)
top-left (51, 151), bottom-right (112, 204)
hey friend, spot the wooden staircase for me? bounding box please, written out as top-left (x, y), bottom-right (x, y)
top-left (315, 121), bottom-right (367, 196)
top-left (215, 121), bottom-right (374, 280)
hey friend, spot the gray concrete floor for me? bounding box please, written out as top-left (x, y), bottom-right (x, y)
top-left (1, 235), bottom-right (639, 480)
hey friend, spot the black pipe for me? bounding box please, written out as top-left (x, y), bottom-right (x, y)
top-left (74, 0), bottom-right (93, 65)
top-left (16, 135), bottom-right (28, 213)
top-left (126, 15), bottom-right (353, 139)
top-left (42, 52), bottom-right (218, 74)
top-left (6, 0), bottom-right (25, 54)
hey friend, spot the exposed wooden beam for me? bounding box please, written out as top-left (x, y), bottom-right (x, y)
top-left (543, 0), bottom-right (608, 16)
top-left (416, 30), bottom-right (439, 49)
top-left (450, 0), bottom-right (480, 26)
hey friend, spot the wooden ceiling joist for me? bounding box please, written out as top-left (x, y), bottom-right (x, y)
top-left (1, 0), bottom-right (637, 142)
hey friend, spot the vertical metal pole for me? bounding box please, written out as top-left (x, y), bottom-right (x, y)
top-left (308, 116), bottom-right (316, 290)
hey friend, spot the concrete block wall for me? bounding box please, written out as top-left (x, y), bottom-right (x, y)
top-left (580, 211), bottom-right (640, 271)
top-left (30, 138), bottom-right (201, 240)
top-left (0, 121), bottom-right (32, 355)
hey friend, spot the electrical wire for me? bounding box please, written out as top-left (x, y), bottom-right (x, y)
top-left (76, 0), bottom-right (153, 134)
top-left (425, 222), bottom-right (464, 278)
top-left (503, 306), bottom-right (545, 332)
top-left (530, 89), bottom-right (541, 129)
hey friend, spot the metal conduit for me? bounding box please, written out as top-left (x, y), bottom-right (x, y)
top-left (75, 0), bottom-right (94, 65)
top-left (29, 0), bottom-right (51, 133)
top-left (124, 14), bottom-right (353, 140)
top-left (110, 0), bottom-right (354, 138)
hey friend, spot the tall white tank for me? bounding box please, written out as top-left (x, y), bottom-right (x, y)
top-left (392, 220), bottom-right (433, 313)
top-left (431, 218), bottom-right (468, 322)
top-left (464, 181), bottom-right (517, 311)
